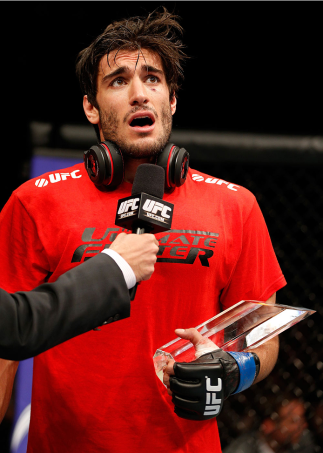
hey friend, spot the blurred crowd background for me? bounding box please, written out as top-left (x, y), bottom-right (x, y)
top-left (0, 2), bottom-right (322, 452)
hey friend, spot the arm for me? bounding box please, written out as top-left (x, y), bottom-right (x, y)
top-left (163, 292), bottom-right (279, 420)
top-left (0, 192), bottom-right (46, 424)
top-left (0, 233), bottom-right (159, 361)
top-left (0, 231), bottom-right (157, 422)
top-left (163, 196), bottom-right (285, 420)
top-left (0, 360), bottom-right (19, 423)
top-left (0, 254), bottom-right (129, 361)
top-left (247, 292), bottom-right (279, 384)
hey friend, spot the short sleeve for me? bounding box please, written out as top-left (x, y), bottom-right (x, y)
top-left (0, 192), bottom-right (50, 293)
top-left (220, 197), bottom-right (286, 310)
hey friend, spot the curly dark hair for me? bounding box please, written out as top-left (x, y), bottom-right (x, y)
top-left (75, 6), bottom-right (188, 109)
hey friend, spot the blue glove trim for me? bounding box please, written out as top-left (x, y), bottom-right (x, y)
top-left (227, 352), bottom-right (256, 394)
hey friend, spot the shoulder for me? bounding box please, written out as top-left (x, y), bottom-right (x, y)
top-left (185, 168), bottom-right (257, 213)
top-left (32, 163), bottom-right (85, 189)
top-left (11, 163), bottom-right (89, 209)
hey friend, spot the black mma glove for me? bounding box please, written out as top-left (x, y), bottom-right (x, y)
top-left (169, 349), bottom-right (260, 421)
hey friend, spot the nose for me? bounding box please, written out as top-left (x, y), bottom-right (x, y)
top-left (129, 77), bottom-right (149, 106)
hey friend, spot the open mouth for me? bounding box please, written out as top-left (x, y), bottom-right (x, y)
top-left (130, 116), bottom-right (154, 128)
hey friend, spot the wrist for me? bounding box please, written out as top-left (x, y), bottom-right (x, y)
top-left (227, 351), bottom-right (259, 394)
top-left (250, 352), bottom-right (260, 379)
top-left (101, 249), bottom-right (136, 289)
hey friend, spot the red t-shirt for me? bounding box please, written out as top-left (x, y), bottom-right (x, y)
top-left (0, 164), bottom-right (286, 453)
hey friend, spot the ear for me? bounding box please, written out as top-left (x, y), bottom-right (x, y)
top-left (83, 95), bottom-right (100, 124)
top-left (170, 92), bottom-right (177, 116)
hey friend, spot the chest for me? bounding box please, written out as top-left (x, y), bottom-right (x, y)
top-left (42, 188), bottom-right (241, 297)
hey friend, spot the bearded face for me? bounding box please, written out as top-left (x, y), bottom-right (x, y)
top-left (85, 48), bottom-right (177, 162)
top-left (99, 102), bottom-right (173, 159)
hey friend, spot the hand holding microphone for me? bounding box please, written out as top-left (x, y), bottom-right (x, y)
top-left (115, 164), bottom-right (174, 299)
top-left (109, 232), bottom-right (159, 283)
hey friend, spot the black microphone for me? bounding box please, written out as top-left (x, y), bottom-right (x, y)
top-left (115, 164), bottom-right (174, 300)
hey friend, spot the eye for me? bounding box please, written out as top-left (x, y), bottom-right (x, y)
top-left (111, 77), bottom-right (126, 87)
top-left (146, 75), bottom-right (159, 84)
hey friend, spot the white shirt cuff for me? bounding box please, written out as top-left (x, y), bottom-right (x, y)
top-left (101, 248), bottom-right (136, 289)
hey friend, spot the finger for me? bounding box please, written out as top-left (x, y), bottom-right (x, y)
top-left (143, 233), bottom-right (159, 246)
top-left (174, 328), bottom-right (204, 346)
top-left (163, 371), bottom-right (173, 395)
top-left (174, 405), bottom-right (201, 421)
top-left (142, 262), bottom-right (156, 281)
top-left (164, 359), bottom-right (175, 376)
top-left (163, 370), bottom-right (171, 388)
top-left (151, 235), bottom-right (159, 247)
top-left (174, 405), bottom-right (214, 421)
top-left (174, 328), bottom-right (219, 358)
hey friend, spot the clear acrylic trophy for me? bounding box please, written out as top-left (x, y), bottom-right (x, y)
top-left (153, 300), bottom-right (316, 382)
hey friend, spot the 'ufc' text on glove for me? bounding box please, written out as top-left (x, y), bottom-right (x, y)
top-left (170, 349), bottom-right (259, 421)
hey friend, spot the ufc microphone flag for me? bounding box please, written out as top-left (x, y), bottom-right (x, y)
top-left (10, 152), bottom-right (82, 453)
top-left (115, 193), bottom-right (174, 233)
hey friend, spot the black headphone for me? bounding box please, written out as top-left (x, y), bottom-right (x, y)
top-left (84, 141), bottom-right (190, 190)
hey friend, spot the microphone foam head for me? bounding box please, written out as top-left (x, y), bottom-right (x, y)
top-left (132, 164), bottom-right (165, 199)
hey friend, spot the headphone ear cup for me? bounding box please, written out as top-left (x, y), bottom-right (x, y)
top-left (173, 147), bottom-right (190, 187)
top-left (157, 143), bottom-right (190, 189)
top-left (84, 141), bottom-right (124, 189)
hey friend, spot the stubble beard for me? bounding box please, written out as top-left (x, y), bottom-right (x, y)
top-left (99, 103), bottom-right (173, 159)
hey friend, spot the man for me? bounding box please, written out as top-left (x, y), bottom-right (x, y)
top-left (0, 8), bottom-right (286, 453)
top-left (223, 396), bottom-right (314, 453)
top-left (0, 232), bottom-right (159, 362)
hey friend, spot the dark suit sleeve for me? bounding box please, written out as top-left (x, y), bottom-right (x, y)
top-left (0, 253), bottom-right (130, 361)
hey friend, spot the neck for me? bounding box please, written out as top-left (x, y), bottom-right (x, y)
top-left (123, 156), bottom-right (155, 183)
